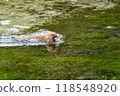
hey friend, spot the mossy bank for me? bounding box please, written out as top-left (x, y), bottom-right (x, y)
top-left (0, 2), bottom-right (120, 80)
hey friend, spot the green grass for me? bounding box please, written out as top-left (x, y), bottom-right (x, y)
top-left (0, 4), bottom-right (120, 80)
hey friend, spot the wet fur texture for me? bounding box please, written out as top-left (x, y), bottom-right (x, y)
top-left (22, 33), bottom-right (57, 43)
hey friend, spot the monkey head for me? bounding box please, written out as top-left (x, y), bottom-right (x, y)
top-left (47, 33), bottom-right (59, 43)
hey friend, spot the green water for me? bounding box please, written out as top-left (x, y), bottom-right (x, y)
top-left (0, 0), bottom-right (120, 80)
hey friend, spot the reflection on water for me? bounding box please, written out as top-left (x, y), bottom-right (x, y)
top-left (0, 0), bottom-right (67, 52)
top-left (0, 0), bottom-right (114, 52)
top-left (46, 44), bottom-right (59, 52)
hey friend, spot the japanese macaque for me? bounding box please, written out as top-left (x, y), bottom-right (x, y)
top-left (21, 33), bottom-right (59, 43)
top-left (46, 44), bottom-right (59, 52)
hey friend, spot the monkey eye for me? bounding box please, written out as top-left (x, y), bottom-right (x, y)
top-left (53, 35), bottom-right (57, 38)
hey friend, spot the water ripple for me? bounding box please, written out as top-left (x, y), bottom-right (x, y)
top-left (0, 29), bottom-right (63, 47)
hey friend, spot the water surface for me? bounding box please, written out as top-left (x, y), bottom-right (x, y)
top-left (0, 29), bottom-right (63, 46)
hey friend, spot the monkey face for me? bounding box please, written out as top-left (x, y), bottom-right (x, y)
top-left (48, 33), bottom-right (59, 42)
top-left (53, 35), bottom-right (58, 42)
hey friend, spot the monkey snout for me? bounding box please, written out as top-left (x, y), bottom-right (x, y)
top-left (54, 37), bottom-right (59, 42)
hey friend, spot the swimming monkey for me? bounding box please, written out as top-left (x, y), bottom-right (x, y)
top-left (22, 32), bottom-right (59, 43)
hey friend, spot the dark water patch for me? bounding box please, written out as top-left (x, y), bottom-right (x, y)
top-left (105, 28), bottom-right (120, 39)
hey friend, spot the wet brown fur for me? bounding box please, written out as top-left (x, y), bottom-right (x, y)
top-left (22, 33), bottom-right (57, 43)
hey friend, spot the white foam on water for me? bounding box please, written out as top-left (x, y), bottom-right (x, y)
top-left (0, 28), bottom-right (21, 36)
top-left (106, 26), bottom-right (116, 29)
top-left (13, 25), bottom-right (29, 29)
top-left (0, 20), bottom-right (10, 25)
top-left (0, 29), bottom-right (64, 47)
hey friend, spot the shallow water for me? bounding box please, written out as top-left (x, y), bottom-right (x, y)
top-left (0, 29), bottom-right (63, 46)
top-left (0, 0), bottom-right (115, 47)
top-left (0, 0), bottom-right (66, 47)
top-left (0, 0), bottom-right (119, 80)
